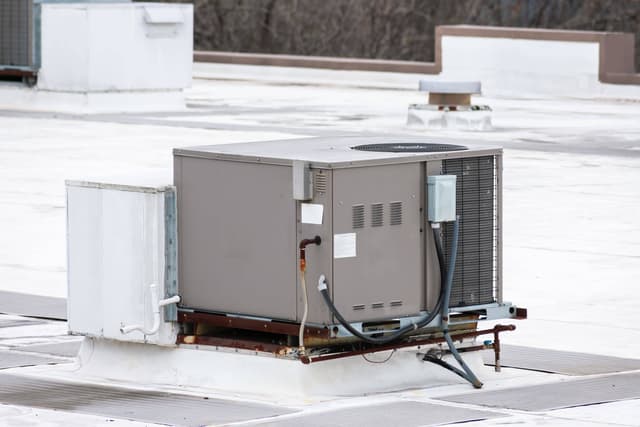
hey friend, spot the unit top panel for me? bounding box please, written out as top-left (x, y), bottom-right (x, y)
top-left (174, 136), bottom-right (502, 169)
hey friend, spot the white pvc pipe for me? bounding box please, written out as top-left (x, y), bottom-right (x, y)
top-left (120, 284), bottom-right (180, 336)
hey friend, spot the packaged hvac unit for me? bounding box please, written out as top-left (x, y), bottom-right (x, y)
top-left (173, 136), bottom-right (524, 374)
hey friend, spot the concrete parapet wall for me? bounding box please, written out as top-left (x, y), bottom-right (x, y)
top-left (196, 25), bottom-right (640, 99)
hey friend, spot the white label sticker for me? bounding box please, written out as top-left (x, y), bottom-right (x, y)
top-left (334, 233), bottom-right (356, 258)
top-left (301, 203), bottom-right (324, 225)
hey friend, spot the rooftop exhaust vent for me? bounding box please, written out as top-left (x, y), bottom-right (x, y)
top-left (352, 143), bottom-right (468, 153)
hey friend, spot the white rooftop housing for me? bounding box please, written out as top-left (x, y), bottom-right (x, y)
top-left (0, 0), bottom-right (193, 113)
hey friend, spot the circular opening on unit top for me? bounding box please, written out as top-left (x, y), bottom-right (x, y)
top-left (352, 143), bottom-right (468, 153)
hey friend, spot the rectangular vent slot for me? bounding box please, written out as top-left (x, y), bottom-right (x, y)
top-left (371, 203), bottom-right (383, 227)
top-left (390, 201), bottom-right (403, 225)
top-left (315, 172), bottom-right (327, 194)
top-left (390, 300), bottom-right (403, 307)
top-left (352, 204), bottom-right (365, 229)
top-left (352, 304), bottom-right (365, 311)
top-left (371, 302), bottom-right (384, 309)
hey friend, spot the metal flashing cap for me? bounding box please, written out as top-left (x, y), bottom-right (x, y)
top-left (418, 81), bottom-right (481, 94)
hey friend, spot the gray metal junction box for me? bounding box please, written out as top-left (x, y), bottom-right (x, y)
top-left (174, 136), bottom-right (502, 327)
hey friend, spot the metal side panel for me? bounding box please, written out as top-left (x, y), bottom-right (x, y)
top-left (163, 188), bottom-right (178, 322)
top-left (297, 168), bottom-right (334, 325)
top-left (332, 163), bottom-right (424, 323)
top-left (66, 183), bottom-right (177, 345)
top-left (175, 156), bottom-right (297, 321)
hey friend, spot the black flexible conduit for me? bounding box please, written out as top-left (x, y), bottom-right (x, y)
top-left (433, 225), bottom-right (447, 287)
top-left (317, 222), bottom-right (456, 346)
top-left (317, 217), bottom-right (483, 388)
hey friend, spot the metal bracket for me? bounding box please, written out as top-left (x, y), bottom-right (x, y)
top-left (163, 187), bottom-right (178, 322)
top-left (329, 312), bottom-right (442, 338)
top-left (450, 302), bottom-right (526, 321)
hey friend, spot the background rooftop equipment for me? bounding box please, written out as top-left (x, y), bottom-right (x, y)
top-left (0, 0), bottom-right (193, 113)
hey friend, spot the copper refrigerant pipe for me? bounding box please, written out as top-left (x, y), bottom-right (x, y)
top-left (299, 236), bottom-right (321, 271)
top-left (494, 328), bottom-right (502, 372)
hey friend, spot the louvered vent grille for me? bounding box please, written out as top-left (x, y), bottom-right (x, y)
top-left (314, 171), bottom-right (327, 194)
top-left (390, 201), bottom-right (403, 225)
top-left (442, 156), bottom-right (497, 308)
top-left (352, 204), bottom-right (365, 229)
top-left (0, 0), bottom-right (33, 68)
top-left (371, 203), bottom-right (383, 227)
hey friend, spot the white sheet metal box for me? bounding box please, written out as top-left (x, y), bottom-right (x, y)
top-left (66, 181), bottom-right (178, 346)
top-left (38, 2), bottom-right (193, 92)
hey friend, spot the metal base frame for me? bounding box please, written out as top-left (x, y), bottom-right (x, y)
top-left (328, 302), bottom-right (524, 339)
top-left (176, 309), bottom-right (521, 388)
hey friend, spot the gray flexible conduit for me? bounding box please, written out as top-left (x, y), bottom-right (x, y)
top-left (440, 220), bottom-right (458, 324)
top-left (438, 218), bottom-right (483, 388)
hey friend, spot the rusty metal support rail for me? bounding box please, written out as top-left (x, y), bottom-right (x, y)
top-left (177, 311), bottom-right (330, 339)
top-left (300, 324), bottom-right (515, 364)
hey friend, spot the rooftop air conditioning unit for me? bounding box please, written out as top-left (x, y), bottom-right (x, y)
top-left (173, 136), bottom-right (525, 387)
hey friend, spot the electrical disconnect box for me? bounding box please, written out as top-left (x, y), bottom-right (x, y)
top-left (427, 175), bottom-right (457, 222)
top-left (174, 136), bottom-right (516, 329)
